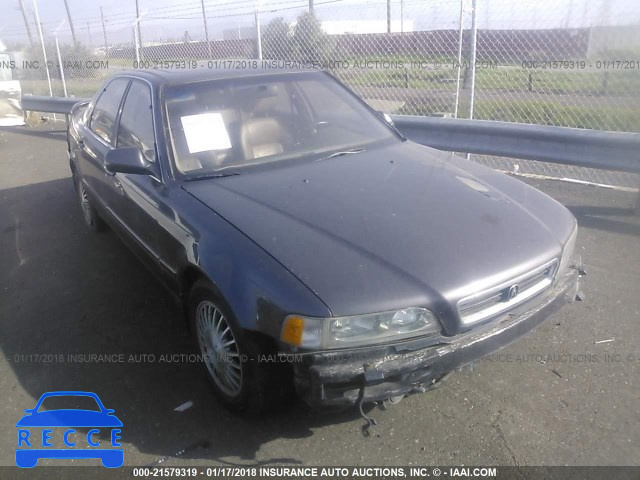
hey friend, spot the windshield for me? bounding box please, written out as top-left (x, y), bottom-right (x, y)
top-left (164, 71), bottom-right (397, 176)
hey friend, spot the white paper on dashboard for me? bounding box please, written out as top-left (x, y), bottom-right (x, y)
top-left (180, 113), bottom-right (232, 153)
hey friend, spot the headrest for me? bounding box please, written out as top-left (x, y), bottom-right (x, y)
top-left (240, 84), bottom-right (280, 114)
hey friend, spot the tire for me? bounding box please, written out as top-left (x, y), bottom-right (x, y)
top-left (188, 279), bottom-right (292, 415)
top-left (73, 173), bottom-right (107, 232)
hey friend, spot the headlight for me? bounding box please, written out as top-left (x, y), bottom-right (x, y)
top-left (557, 221), bottom-right (578, 277)
top-left (281, 307), bottom-right (441, 349)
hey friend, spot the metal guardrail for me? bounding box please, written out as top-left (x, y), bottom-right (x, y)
top-left (21, 95), bottom-right (90, 115)
top-left (390, 115), bottom-right (640, 175)
top-left (20, 95), bottom-right (640, 176)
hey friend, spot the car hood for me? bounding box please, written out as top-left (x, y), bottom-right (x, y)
top-left (183, 141), bottom-right (575, 331)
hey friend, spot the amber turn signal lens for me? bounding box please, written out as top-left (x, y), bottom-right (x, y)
top-left (281, 315), bottom-right (304, 346)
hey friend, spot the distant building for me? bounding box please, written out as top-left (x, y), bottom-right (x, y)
top-left (321, 20), bottom-right (414, 35)
top-left (587, 25), bottom-right (640, 57)
top-left (222, 26), bottom-right (256, 40)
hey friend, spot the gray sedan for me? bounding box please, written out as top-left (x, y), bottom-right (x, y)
top-left (67, 67), bottom-right (583, 415)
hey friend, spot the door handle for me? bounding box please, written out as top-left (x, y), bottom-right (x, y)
top-left (77, 138), bottom-right (84, 149)
top-left (113, 177), bottom-right (125, 195)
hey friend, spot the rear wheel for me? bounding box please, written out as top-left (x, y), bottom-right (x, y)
top-left (73, 173), bottom-right (107, 232)
top-left (188, 279), bottom-right (292, 415)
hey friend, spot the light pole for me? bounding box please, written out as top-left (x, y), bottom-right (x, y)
top-left (468, 0), bottom-right (477, 120)
top-left (254, 9), bottom-right (262, 60)
top-left (465, 0), bottom-right (477, 160)
top-left (18, 0), bottom-right (34, 47)
top-left (135, 0), bottom-right (143, 60)
top-left (54, 20), bottom-right (68, 98)
top-left (63, 0), bottom-right (78, 46)
top-left (453, 0), bottom-right (466, 119)
top-left (101, 6), bottom-right (109, 56)
top-left (87, 22), bottom-right (92, 48)
top-left (32, 0), bottom-right (53, 97)
top-left (200, 0), bottom-right (212, 58)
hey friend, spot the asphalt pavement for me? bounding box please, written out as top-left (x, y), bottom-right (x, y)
top-left (1, 123), bottom-right (639, 470)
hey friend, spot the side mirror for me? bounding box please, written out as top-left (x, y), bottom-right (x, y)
top-left (105, 147), bottom-right (151, 175)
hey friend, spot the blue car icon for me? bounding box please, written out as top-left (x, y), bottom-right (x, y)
top-left (16, 391), bottom-right (123, 468)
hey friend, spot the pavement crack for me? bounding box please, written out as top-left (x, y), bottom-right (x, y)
top-left (491, 414), bottom-right (524, 477)
top-left (14, 216), bottom-right (26, 266)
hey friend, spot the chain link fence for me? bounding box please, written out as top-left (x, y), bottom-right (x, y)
top-left (5, 0), bottom-right (640, 188)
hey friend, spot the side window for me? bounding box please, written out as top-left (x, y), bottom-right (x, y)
top-left (90, 78), bottom-right (129, 145)
top-left (117, 81), bottom-right (156, 162)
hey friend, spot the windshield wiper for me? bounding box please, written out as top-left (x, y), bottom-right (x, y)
top-left (186, 172), bottom-right (240, 181)
top-left (319, 148), bottom-right (365, 161)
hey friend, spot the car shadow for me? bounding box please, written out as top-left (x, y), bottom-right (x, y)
top-left (0, 177), bottom-right (374, 466)
top-left (567, 204), bottom-right (640, 237)
top-left (0, 125), bottom-right (68, 141)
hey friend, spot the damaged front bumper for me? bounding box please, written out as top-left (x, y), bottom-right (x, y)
top-left (293, 266), bottom-right (582, 408)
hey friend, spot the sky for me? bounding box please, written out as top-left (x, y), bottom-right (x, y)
top-left (1, 0), bottom-right (638, 47)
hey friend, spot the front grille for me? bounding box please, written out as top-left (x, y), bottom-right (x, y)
top-left (457, 259), bottom-right (558, 325)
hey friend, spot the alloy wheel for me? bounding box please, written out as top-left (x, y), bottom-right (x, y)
top-left (195, 300), bottom-right (243, 397)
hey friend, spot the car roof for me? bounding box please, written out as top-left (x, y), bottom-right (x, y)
top-left (116, 62), bottom-right (321, 87)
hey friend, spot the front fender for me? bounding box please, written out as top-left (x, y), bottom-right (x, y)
top-left (182, 207), bottom-right (332, 340)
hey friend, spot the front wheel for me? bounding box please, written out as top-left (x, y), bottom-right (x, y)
top-left (188, 280), bottom-right (292, 415)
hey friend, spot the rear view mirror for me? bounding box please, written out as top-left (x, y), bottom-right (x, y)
top-left (105, 147), bottom-right (151, 175)
top-left (376, 110), bottom-right (395, 126)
